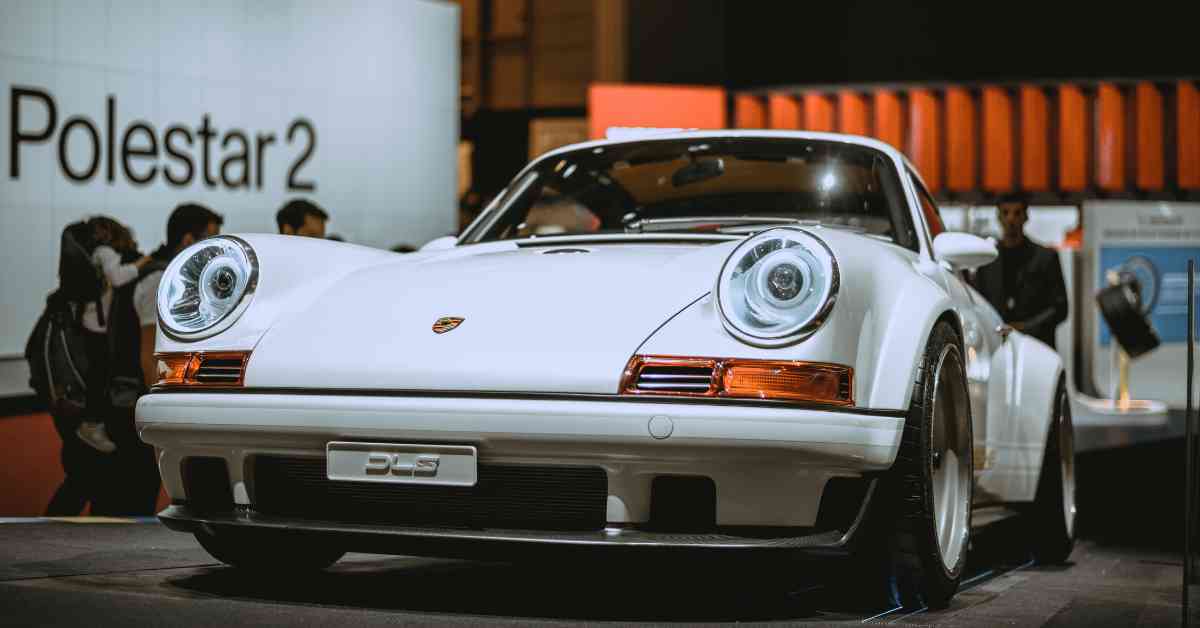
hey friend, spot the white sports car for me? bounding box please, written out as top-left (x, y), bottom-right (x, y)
top-left (136, 131), bottom-right (1075, 609)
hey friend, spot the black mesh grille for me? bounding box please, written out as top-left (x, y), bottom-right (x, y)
top-left (252, 456), bottom-right (608, 531)
top-left (635, 364), bottom-right (715, 393)
top-left (181, 457), bottom-right (234, 514)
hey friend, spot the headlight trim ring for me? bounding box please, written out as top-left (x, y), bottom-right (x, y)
top-left (156, 235), bottom-right (259, 341)
top-left (715, 227), bottom-right (839, 348)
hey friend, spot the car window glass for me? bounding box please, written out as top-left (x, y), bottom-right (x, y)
top-left (909, 172), bottom-right (945, 237)
top-left (469, 138), bottom-right (919, 251)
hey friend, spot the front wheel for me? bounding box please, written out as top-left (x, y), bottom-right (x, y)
top-left (869, 321), bottom-right (974, 610)
top-left (1028, 378), bottom-right (1076, 564)
top-left (195, 529), bottom-right (345, 572)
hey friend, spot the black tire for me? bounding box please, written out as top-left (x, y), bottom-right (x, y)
top-left (194, 529), bottom-right (345, 572)
top-left (875, 321), bottom-right (974, 610)
top-left (1029, 378), bottom-right (1076, 564)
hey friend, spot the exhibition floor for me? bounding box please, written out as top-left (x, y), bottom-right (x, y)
top-left (1, 518), bottom-right (1196, 626)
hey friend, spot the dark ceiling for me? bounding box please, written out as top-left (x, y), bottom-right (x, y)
top-left (630, 1), bottom-right (1200, 89)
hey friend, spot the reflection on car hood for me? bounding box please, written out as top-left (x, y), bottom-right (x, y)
top-left (246, 242), bottom-right (736, 394)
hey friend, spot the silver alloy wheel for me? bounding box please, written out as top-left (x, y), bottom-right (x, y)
top-left (1060, 393), bottom-right (1077, 538)
top-left (930, 344), bottom-right (971, 573)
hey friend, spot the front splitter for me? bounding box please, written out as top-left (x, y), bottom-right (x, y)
top-left (159, 505), bottom-right (859, 560)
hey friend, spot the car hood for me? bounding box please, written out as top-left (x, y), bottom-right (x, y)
top-left (246, 241), bottom-right (736, 393)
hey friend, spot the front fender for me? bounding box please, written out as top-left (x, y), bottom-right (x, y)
top-left (639, 231), bottom-right (960, 411)
top-left (155, 234), bottom-right (397, 354)
top-left (863, 270), bottom-right (960, 410)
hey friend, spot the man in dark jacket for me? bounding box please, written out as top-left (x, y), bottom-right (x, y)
top-left (972, 196), bottom-right (1069, 349)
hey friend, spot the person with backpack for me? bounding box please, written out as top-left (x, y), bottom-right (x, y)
top-left (76, 217), bottom-right (156, 454)
top-left (91, 203), bottom-right (223, 515)
top-left (27, 217), bottom-right (143, 514)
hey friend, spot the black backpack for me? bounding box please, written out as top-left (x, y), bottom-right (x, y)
top-left (24, 222), bottom-right (106, 417)
top-left (25, 292), bottom-right (90, 420)
top-left (58, 222), bottom-right (105, 317)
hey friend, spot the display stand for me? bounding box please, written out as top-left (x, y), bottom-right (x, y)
top-left (1077, 272), bottom-right (1168, 421)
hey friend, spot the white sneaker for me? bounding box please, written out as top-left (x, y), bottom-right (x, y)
top-left (76, 421), bottom-right (117, 454)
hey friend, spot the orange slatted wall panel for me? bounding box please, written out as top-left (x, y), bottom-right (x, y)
top-left (945, 87), bottom-right (977, 192)
top-left (1058, 85), bottom-right (1088, 192)
top-left (1095, 83), bottom-right (1125, 191)
top-left (982, 87), bottom-right (1014, 192)
top-left (734, 94), bottom-right (766, 129)
top-left (588, 83), bottom-right (727, 139)
top-left (1020, 86), bottom-right (1050, 191)
top-left (873, 90), bottom-right (903, 150)
top-left (908, 89), bottom-right (941, 191)
top-left (1179, 81), bottom-right (1200, 189)
top-left (732, 79), bottom-right (1193, 194)
top-left (1134, 82), bottom-right (1164, 190)
top-left (767, 93), bottom-right (801, 129)
top-left (803, 93), bottom-right (835, 132)
top-left (837, 91), bottom-right (870, 136)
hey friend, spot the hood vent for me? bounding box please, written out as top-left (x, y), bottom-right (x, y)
top-left (539, 248), bottom-right (591, 255)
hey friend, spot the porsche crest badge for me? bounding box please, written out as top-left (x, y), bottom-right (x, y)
top-left (432, 316), bottom-right (464, 334)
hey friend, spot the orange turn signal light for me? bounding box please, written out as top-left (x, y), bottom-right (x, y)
top-left (154, 351), bottom-right (249, 388)
top-left (155, 354), bottom-right (194, 386)
top-left (722, 361), bottom-right (852, 405)
top-left (622, 355), bottom-right (853, 407)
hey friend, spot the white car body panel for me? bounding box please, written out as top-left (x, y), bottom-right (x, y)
top-left (246, 241), bottom-right (730, 393)
top-left (976, 333), bottom-right (1062, 502)
top-left (138, 130), bottom-right (1063, 542)
top-left (138, 392), bottom-right (903, 527)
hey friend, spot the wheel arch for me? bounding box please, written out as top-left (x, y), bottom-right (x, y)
top-left (934, 309), bottom-right (965, 349)
top-left (1005, 333), bottom-right (1065, 502)
top-left (863, 281), bottom-right (963, 411)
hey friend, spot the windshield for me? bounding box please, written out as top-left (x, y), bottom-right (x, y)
top-left (463, 137), bottom-right (918, 249)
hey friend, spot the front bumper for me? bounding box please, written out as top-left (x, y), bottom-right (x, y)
top-left (137, 391), bottom-right (903, 535)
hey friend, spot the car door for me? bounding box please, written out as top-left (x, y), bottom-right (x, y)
top-left (968, 284), bottom-right (1017, 503)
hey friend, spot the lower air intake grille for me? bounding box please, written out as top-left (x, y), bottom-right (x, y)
top-left (192, 354), bottom-right (246, 385)
top-left (252, 456), bottom-right (608, 531)
top-left (632, 361), bottom-right (717, 395)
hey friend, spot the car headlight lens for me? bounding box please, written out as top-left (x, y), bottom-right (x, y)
top-left (716, 228), bottom-right (838, 347)
top-left (157, 236), bottom-right (258, 340)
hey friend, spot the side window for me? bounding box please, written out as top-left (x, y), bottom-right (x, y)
top-left (909, 171), bottom-right (945, 237)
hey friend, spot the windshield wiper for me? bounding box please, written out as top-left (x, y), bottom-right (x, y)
top-left (716, 221), bottom-right (868, 235)
top-left (624, 216), bottom-right (810, 234)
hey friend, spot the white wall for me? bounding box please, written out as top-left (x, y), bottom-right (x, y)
top-left (0, 0), bottom-right (459, 394)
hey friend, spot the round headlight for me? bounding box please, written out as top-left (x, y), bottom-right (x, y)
top-left (157, 236), bottom-right (258, 340)
top-left (715, 228), bottom-right (838, 347)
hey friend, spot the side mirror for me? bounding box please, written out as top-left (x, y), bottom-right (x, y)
top-left (419, 235), bottom-right (457, 252)
top-left (932, 232), bottom-right (997, 271)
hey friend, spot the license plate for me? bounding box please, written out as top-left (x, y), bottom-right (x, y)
top-left (326, 442), bottom-right (477, 486)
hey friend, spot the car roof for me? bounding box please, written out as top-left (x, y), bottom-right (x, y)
top-left (533, 129), bottom-right (911, 169)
